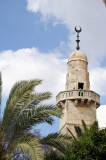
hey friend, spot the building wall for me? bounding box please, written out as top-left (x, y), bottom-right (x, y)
top-left (59, 100), bottom-right (97, 135)
top-left (66, 59), bottom-right (90, 90)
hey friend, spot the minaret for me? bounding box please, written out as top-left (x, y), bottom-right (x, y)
top-left (56, 27), bottom-right (100, 135)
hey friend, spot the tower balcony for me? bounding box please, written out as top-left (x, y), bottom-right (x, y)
top-left (56, 90), bottom-right (100, 108)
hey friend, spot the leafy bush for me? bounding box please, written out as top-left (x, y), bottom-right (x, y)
top-left (45, 150), bottom-right (65, 160)
top-left (64, 123), bottom-right (106, 160)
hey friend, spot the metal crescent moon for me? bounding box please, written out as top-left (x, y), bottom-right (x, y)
top-left (75, 26), bottom-right (82, 33)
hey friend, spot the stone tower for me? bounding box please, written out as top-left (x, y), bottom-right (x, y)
top-left (56, 30), bottom-right (100, 135)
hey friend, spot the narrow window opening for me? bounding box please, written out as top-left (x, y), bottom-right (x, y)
top-left (79, 92), bottom-right (80, 96)
top-left (78, 83), bottom-right (84, 89)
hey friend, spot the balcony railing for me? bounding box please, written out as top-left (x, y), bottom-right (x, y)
top-left (56, 90), bottom-right (100, 104)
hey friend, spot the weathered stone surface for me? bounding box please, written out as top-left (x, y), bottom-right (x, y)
top-left (56, 50), bottom-right (100, 135)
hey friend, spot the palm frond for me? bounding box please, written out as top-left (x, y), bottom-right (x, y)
top-left (0, 77), bottom-right (64, 159)
top-left (81, 120), bottom-right (88, 131)
top-left (67, 128), bottom-right (76, 140)
top-left (74, 126), bottom-right (82, 137)
top-left (40, 133), bottom-right (71, 154)
top-left (2, 80), bottom-right (42, 131)
top-left (19, 105), bottom-right (62, 128)
top-left (7, 134), bottom-right (44, 160)
top-left (90, 121), bottom-right (99, 130)
top-left (67, 121), bottom-right (98, 140)
top-left (4, 105), bottom-right (62, 145)
top-left (18, 105), bottom-right (62, 133)
top-left (4, 92), bottom-right (51, 136)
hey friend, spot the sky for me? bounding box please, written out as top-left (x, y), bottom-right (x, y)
top-left (0, 0), bottom-right (106, 136)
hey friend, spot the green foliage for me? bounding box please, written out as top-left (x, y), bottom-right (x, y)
top-left (45, 150), bottom-right (64, 160)
top-left (40, 132), bottom-right (72, 154)
top-left (65, 122), bottom-right (106, 160)
top-left (67, 120), bottom-right (88, 140)
top-left (7, 134), bottom-right (44, 160)
top-left (44, 121), bottom-right (106, 160)
top-left (0, 74), bottom-right (62, 160)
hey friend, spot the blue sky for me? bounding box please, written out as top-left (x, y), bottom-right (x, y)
top-left (0, 0), bottom-right (69, 53)
top-left (0, 0), bottom-right (106, 136)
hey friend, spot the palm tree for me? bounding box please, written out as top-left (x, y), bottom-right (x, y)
top-left (40, 132), bottom-right (72, 154)
top-left (0, 73), bottom-right (62, 160)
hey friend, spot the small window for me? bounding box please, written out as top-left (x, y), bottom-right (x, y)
top-left (78, 83), bottom-right (84, 89)
top-left (81, 92), bottom-right (83, 96)
top-left (79, 92), bottom-right (80, 96)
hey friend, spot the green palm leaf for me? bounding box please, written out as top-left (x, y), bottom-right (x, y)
top-left (67, 128), bottom-right (76, 140)
top-left (7, 134), bottom-right (44, 160)
top-left (6, 105), bottom-right (62, 145)
top-left (40, 133), bottom-right (72, 154)
top-left (4, 92), bottom-right (52, 140)
top-left (74, 126), bottom-right (82, 137)
top-left (81, 120), bottom-right (88, 131)
top-left (67, 120), bottom-right (88, 139)
top-left (2, 80), bottom-right (42, 132)
top-left (0, 78), bottom-right (63, 159)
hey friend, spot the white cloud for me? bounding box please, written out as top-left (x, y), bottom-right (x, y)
top-left (26, 0), bottom-right (106, 128)
top-left (27, 0), bottom-right (106, 62)
top-left (90, 67), bottom-right (106, 128)
top-left (0, 48), bottom-right (105, 128)
top-left (97, 105), bottom-right (106, 128)
top-left (0, 48), bottom-right (66, 103)
top-left (90, 67), bottom-right (106, 96)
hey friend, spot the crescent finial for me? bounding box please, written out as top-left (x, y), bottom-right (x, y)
top-left (75, 26), bottom-right (82, 33)
top-left (75, 26), bottom-right (82, 50)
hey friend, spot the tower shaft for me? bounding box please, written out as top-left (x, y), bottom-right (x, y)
top-left (56, 50), bottom-right (100, 135)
